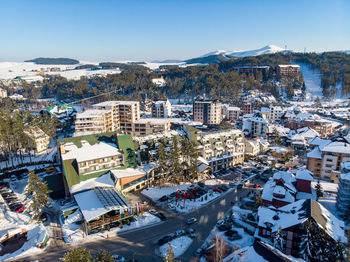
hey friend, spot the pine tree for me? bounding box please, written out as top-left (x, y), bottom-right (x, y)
top-left (255, 193), bottom-right (263, 209)
top-left (299, 221), bottom-right (315, 262)
top-left (93, 249), bottom-right (114, 262)
top-left (272, 128), bottom-right (282, 145)
top-left (63, 247), bottom-right (92, 262)
top-left (188, 141), bottom-right (199, 181)
top-left (158, 143), bottom-right (168, 177)
top-left (315, 180), bottom-right (323, 199)
top-left (273, 226), bottom-right (284, 251)
top-left (170, 136), bottom-right (182, 184)
top-left (25, 171), bottom-right (52, 221)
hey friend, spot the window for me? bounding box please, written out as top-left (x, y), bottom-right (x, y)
top-left (326, 159), bottom-right (333, 162)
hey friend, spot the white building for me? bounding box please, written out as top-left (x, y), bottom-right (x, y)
top-left (24, 126), bottom-right (50, 153)
top-left (268, 105), bottom-right (283, 122)
top-left (225, 106), bottom-right (241, 121)
top-left (151, 99), bottom-right (172, 118)
top-left (242, 112), bottom-right (268, 138)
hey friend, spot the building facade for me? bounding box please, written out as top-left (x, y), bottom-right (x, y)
top-left (277, 64), bottom-right (300, 79)
top-left (24, 127), bottom-right (50, 153)
top-left (193, 98), bottom-right (222, 125)
top-left (151, 99), bottom-right (172, 118)
top-left (336, 162), bottom-right (350, 218)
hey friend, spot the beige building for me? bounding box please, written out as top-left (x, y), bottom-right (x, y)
top-left (75, 109), bottom-right (113, 134)
top-left (193, 98), bottom-right (222, 125)
top-left (189, 128), bottom-right (245, 172)
top-left (121, 118), bottom-right (171, 136)
top-left (307, 138), bottom-right (350, 180)
top-left (75, 101), bottom-right (140, 135)
top-left (0, 88), bottom-right (7, 98)
top-left (225, 106), bottom-right (241, 121)
top-left (24, 127), bottom-right (50, 153)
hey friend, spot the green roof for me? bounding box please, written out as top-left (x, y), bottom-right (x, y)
top-left (46, 104), bottom-right (75, 115)
top-left (58, 132), bottom-right (136, 189)
top-left (116, 135), bottom-right (137, 168)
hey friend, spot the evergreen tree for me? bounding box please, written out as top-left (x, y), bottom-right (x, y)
top-left (93, 249), bottom-right (114, 262)
top-left (314, 97), bottom-right (322, 108)
top-left (272, 128), bottom-right (282, 145)
top-left (158, 143), bottom-right (168, 177)
top-left (315, 180), bottom-right (323, 199)
top-left (63, 247), bottom-right (92, 262)
top-left (273, 226), bottom-right (284, 251)
top-left (170, 136), bottom-right (182, 184)
top-left (299, 221), bottom-right (315, 262)
top-left (255, 193), bottom-right (263, 208)
top-left (25, 171), bottom-right (52, 221)
top-left (188, 141), bottom-right (199, 181)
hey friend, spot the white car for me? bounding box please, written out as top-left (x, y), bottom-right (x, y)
top-left (113, 254), bottom-right (126, 262)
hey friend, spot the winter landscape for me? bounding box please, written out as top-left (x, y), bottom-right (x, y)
top-left (0, 1), bottom-right (349, 262)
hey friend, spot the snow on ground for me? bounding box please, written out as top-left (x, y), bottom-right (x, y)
top-left (141, 184), bottom-right (191, 202)
top-left (318, 193), bottom-right (338, 218)
top-left (0, 147), bottom-right (57, 169)
top-left (223, 246), bottom-right (268, 262)
top-left (61, 212), bottom-right (161, 243)
top-left (311, 180), bottom-right (338, 193)
top-left (158, 236), bottom-right (193, 258)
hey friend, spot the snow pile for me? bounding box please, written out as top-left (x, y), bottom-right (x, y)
top-left (159, 236), bottom-right (193, 258)
top-left (141, 184), bottom-right (191, 202)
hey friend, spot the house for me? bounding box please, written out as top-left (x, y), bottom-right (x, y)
top-left (151, 99), bottom-right (172, 118)
top-left (24, 127), bottom-right (50, 154)
top-left (245, 137), bottom-right (269, 156)
top-left (269, 146), bottom-right (293, 161)
top-left (262, 168), bottom-right (315, 208)
top-left (256, 199), bottom-right (346, 258)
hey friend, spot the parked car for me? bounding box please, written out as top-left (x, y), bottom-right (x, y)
top-left (157, 212), bottom-right (166, 221)
top-left (197, 182), bottom-right (205, 188)
top-left (195, 248), bottom-right (203, 256)
top-left (217, 224), bottom-right (229, 231)
top-left (213, 188), bottom-right (223, 193)
top-left (228, 234), bottom-right (242, 241)
top-left (175, 229), bottom-right (185, 237)
top-left (113, 254), bottom-right (126, 262)
top-left (253, 184), bottom-right (261, 188)
top-left (237, 184), bottom-right (243, 189)
top-left (10, 175), bottom-right (17, 182)
top-left (224, 229), bottom-right (238, 237)
top-left (218, 185), bottom-right (228, 192)
top-left (158, 235), bottom-right (172, 245)
top-left (187, 228), bottom-right (196, 238)
top-left (149, 209), bottom-right (157, 215)
top-left (186, 217), bottom-right (198, 225)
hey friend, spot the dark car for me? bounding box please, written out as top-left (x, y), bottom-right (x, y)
top-left (224, 229), bottom-right (238, 237)
top-left (218, 185), bottom-right (228, 192)
top-left (228, 234), bottom-right (242, 241)
top-left (157, 212), bottom-right (166, 221)
top-left (198, 182), bottom-right (205, 188)
top-left (237, 184), bottom-right (243, 189)
top-left (217, 224), bottom-right (229, 231)
top-left (158, 235), bottom-right (172, 245)
top-left (158, 195), bottom-right (168, 202)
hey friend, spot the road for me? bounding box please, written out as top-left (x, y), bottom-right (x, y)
top-left (13, 177), bottom-right (263, 262)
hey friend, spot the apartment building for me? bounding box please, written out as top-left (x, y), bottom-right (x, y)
top-left (74, 101), bottom-right (140, 135)
top-left (193, 98), bottom-right (222, 125)
top-left (224, 106), bottom-right (241, 121)
top-left (336, 162), bottom-right (350, 218)
top-left (268, 105), bottom-right (283, 122)
top-left (151, 99), bottom-right (172, 118)
top-left (0, 87), bottom-right (7, 98)
top-left (241, 102), bottom-right (253, 115)
top-left (242, 112), bottom-right (268, 138)
top-left (307, 137), bottom-right (350, 180)
top-left (285, 118), bottom-right (334, 138)
top-left (277, 64), bottom-right (300, 79)
top-left (193, 129), bottom-right (245, 172)
top-left (24, 126), bottom-right (50, 153)
top-left (121, 118), bottom-right (171, 136)
top-left (75, 109), bottom-right (113, 134)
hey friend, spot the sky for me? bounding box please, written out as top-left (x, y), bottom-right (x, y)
top-left (0, 0), bottom-right (349, 62)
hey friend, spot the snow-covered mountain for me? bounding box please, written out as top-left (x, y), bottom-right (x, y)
top-left (200, 45), bottom-right (289, 58)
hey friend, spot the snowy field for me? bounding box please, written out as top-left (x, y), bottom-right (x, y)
top-left (158, 236), bottom-right (193, 258)
top-left (61, 212), bottom-right (161, 243)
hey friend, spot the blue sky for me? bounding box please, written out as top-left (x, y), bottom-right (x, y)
top-left (0, 0), bottom-right (349, 61)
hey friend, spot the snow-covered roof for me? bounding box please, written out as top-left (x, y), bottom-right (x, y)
top-left (341, 161), bottom-right (350, 172)
top-left (70, 173), bottom-right (115, 194)
top-left (295, 168), bottom-right (313, 181)
top-left (257, 199), bottom-right (346, 242)
top-left (134, 118), bottom-right (170, 125)
top-left (110, 168), bottom-right (146, 179)
top-left (278, 64), bottom-right (300, 68)
top-left (308, 137), bottom-right (331, 149)
top-left (76, 109), bottom-right (109, 118)
top-left (62, 140), bottom-right (121, 162)
top-left (307, 147), bottom-right (322, 159)
top-left (273, 185), bottom-right (286, 195)
top-left (262, 179), bottom-right (295, 204)
top-left (321, 141), bottom-right (350, 154)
